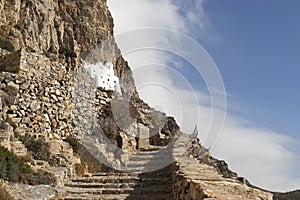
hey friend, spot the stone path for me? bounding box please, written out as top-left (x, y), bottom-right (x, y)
top-left (54, 155), bottom-right (175, 200)
top-left (58, 170), bottom-right (173, 200)
top-left (53, 134), bottom-right (191, 200)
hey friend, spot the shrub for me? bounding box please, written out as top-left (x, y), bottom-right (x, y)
top-left (20, 136), bottom-right (50, 160)
top-left (0, 146), bottom-right (31, 183)
top-left (64, 136), bottom-right (81, 154)
top-left (25, 0), bottom-right (33, 7)
top-left (14, 23), bottom-right (24, 31)
top-left (19, 135), bottom-right (56, 166)
top-left (0, 184), bottom-right (14, 200)
top-left (59, 46), bottom-right (77, 58)
top-left (0, 147), bottom-right (56, 185)
top-left (0, 38), bottom-right (14, 52)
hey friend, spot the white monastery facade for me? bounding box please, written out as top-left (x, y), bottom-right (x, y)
top-left (84, 62), bottom-right (121, 94)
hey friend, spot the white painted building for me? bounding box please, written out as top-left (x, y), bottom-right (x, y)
top-left (84, 62), bottom-right (121, 94)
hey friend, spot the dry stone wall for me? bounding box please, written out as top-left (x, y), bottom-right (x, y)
top-left (0, 49), bottom-right (119, 176)
top-left (0, 49), bottom-right (74, 140)
top-left (0, 49), bottom-right (115, 138)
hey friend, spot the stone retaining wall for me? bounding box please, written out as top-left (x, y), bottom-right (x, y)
top-left (172, 157), bottom-right (273, 200)
top-left (0, 49), bottom-right (116, 177)
top-left (0, 49), bottom-right (114, 140)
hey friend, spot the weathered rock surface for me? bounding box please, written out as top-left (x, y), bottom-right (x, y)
top-left (3, 182), bottom-right (62, 200)
top-left (273, 190), bottom-right (300, 200)
top-left (0, 0), bottom-right (136, 98)
top-left (0, 0), bottom-right (113, 56)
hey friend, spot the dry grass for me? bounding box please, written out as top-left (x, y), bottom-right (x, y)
top-left (0, 184), bottom-right (14, 200)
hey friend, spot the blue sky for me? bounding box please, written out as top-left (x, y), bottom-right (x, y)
top-left (108, 0), bottom-right (300, 191)
top-left (201, 0), bottom-right (300, 140)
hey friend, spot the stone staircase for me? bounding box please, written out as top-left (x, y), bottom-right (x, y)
top-left (53, 134), bottom-right (191, 200)
top-left (54, 155), bottom-right (174, 200)
top-left (58, 169), bottom-right (173, 200)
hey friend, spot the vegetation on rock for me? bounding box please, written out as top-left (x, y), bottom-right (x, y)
top-left (0, 146), bottom-right (56, 185)
top-left (64, 135), bottom-right (81, 154)
top-left (14, 23), bottom-right (24, 31)
top-left (59, 46), bottom-right (77, 58)
top-left (0, 38), bottom-right (14, 52)
top-left (19, 135), bottom-right (56, 166)
top-left (22, 0), bottom-right (33, 7)
top-left (0, 146), bottom-right (31, 182)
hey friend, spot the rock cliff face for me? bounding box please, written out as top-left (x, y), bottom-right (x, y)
top-left (0, 0), bottom-right (293, 200)
top-left (0, 0), bottom-right (136, 98)
top-left (0, 0), bottom-right (113, 57)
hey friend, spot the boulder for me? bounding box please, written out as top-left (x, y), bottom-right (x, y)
top-left (6, 81), bottom-right (19, 96)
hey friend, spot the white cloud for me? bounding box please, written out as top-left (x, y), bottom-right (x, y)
top-left (214, 115), bottom-right (300, 191)
top-left (108, 0), bottom-right (186, 34)
top-left (132, 60), bottom-right (300, 190)
top-left (107, 0), bottom-right (300, 192)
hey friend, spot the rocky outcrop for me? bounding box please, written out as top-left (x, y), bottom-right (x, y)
top-left (273, 190), bottom-right (300, 200)
top-left (0, 0), bottom-right (136, 98)
top-left (0, 0), bottom-right (113, 57)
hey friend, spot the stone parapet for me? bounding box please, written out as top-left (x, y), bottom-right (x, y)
top-left (173, 157), bottom-right (273, 200)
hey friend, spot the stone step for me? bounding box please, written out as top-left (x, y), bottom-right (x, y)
top-left (58, 193), bottom-right (173, 200)
top-left (127, 158), bottom-right (173, 168)
top-left (64, 186), bottom-right (172, 195)
top-left (128, 153), bottom-right (173, 158)
top-left (66, 180), bottom-right (171, 188)
top-left (90, 173), bottom-right (138, 177)
top-left (123, 165), bottom-right (173, 173)
top-left (130, 149), bottom-right (185, 157)
top-left (134, 150), bottom-right (172, 155)
top-left (123, 165), bottom-right (169, 174)
top-left (120, 167), bottom-right (171, 173)
top-left (57, 146), bottom-right (175, 200)
top-left (70, 176), bottom-right (171, 184)
top-left (127, 155), bottom-right (173, 162)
